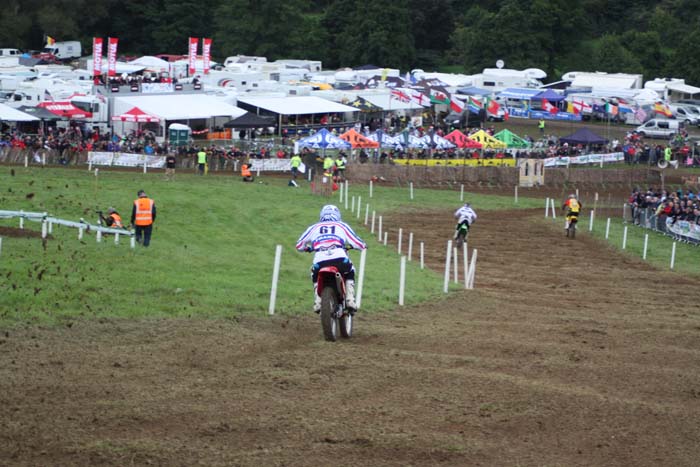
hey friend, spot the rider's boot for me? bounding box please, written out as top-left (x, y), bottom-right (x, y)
top-left (313, 283), bottom-right (322, 313)
top-left (345, 279), bottom-right (357, 314)
top-left (564, 220), bottom-right (569, 230)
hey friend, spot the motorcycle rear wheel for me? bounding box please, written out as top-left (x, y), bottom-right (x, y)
top-left (320, 287), bottom-right (338, 342)
top-left (567, 221), bottom-right (577, 239)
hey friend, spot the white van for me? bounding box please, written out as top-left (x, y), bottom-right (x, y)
top-left (635, 119), bottom-right (683, 138)
top-left (668, 104), bottom-right (698, 125)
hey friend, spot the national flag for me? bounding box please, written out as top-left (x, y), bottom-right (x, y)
top-left (654, 102), bottom-right (672, 117)
top-left (408, 89), bottom-right (430, 107)
top-left (572, 100), bottom-right (591, 113)
top-left (429, 88), bottom-right (450, 105)
top-left (43, 89), bottom-right (53, 102)
top-left (567, 102), bottom-right (579, 115)
top-left (46, 35), bottom-right (56, 45)
top-left (635, 106), bottom-right (648, 122)
top-left (467, 96), bottom-right (483, 113)
top-left (95, 88), bottom-right (107, 103)
top-left (618, 103), bottom-right (633, 114)
top-left (605, 102), bottom-right (618, 116)
top-left (542, 98), bottom-right (558, 114)
top-left (390, 89), bottom-right (411, 103)
top-left (450, 95), bottom-right (465, 113)
top-left (485, 97), bottom-right (500, 115)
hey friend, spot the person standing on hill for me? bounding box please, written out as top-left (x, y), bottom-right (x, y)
top-left (165, 154), bottom-right (176, 181)
top-left (290, 153), bottom-right (302, 179)
top-left (538, 118), bottom-right (545, 136)
top-left (196, 148), bottom-right (207, 175)
top-left (131, 190), bottom-right (156, 247)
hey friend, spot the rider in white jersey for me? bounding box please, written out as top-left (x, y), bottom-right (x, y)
top-left (454, 203), bottom-right (477, 238)
top-left (296, 205), bottom-right (367, 312)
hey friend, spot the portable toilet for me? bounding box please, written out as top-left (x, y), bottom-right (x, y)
top-left (168, 123), bottom-right (191, 146)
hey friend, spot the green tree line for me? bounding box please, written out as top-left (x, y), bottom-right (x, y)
top-left (2, 0), bottom-right (700, 84)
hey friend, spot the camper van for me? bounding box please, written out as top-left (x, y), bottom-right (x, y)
top-left (40, 41), bottom-right (81, 61)
top-left (635, 119), bottom-right (683, 138)
top-left (668, 103), bottom-right (699, 125)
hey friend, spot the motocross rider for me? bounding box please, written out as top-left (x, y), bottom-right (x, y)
top-left (296, 204), bottom-right (367, 313)
top-left (453, 202), bottom-right (477, 239)
top-left (562, 194), bottom-right (582, 229)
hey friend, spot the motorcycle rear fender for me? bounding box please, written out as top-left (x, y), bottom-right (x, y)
top-left (316, 266), bottom-right (346, 298)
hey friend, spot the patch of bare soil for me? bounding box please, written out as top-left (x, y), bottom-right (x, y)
top-left (1, 206), bottom-right (699, 466)
top-left (0, 226), bottom-right (45, 239)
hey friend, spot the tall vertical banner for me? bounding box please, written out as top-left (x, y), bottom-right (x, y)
top-left (188, 37), bottom-right (199, 76)
top-left (92, 37), bottom-right (103, 83)
top-left (202, 38), bottom-right (212, 75)
top-left (107, 37), bottom-right (118, 77)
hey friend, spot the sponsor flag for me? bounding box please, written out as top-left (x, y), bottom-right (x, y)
top-left (46, 35), bottom-right (56, 45)
top-left (188, 37), bottom-right (199, 75)
top-left (92, 37), bottom-right (103, 82)
top-left (542, 98), bottom-right (558, 114)
top-left (450, 95), bottom-right (465, 113)
top-left (202, 38), bottom-right (212, 75)
top-left (107, 37), bottom-right (118, 77)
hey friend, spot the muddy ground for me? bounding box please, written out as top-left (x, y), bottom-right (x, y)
top-left (1, 205), bottom-right (699, 466)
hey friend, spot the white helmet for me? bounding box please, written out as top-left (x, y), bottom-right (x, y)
top-left (569, 193), bottom-right (576, 199)
top-left (319, 204), bottom-right (341, 222)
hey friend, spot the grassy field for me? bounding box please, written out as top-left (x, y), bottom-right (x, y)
top-left (0, 167), bottom-right (543, 327)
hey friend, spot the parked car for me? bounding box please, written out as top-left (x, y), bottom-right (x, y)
top-left (635, 119), bottom-right (683, 138)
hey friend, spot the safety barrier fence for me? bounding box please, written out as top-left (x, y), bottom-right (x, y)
top-left (623, 204), bottom-right (700, 245)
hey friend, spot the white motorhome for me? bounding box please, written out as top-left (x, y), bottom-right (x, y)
top-left (470, 67), bottom-right (546, 92)
top-left (645, 77), bottom-right (700, 102)
top-left (562, 71), bottom-right (643, 90)
top-left (41, 41), bottom-right (81, 61)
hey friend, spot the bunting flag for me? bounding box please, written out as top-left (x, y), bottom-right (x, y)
top-left (542, 98), bottom-right (558, 114)
top-left (107, 37), bottom-right (118, 77)
top-left (654, 102), bottom-right (673, 117)
top-left (188, 37), bottom-right (199, 75)
top-left (202, 38), bottom-right (212, 75)
top-left (450, 95), bottom-right (465, 113)
top-left (46, 35), bottom-right (56, 45)
top-left (92, 37), bottom-right (103, 83)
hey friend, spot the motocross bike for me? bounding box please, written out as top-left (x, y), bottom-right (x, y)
top-left (566, 214), bottom-right (578, 239)
top-left (454, 221), bottom-right (469, 243)
top-left (317, 265), bottom-right (353, 342)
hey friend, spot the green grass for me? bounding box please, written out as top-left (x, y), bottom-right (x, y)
top-left (0, 167), bottom-right (538, 328)
top-left (560, 212), bottom-right (700, 275)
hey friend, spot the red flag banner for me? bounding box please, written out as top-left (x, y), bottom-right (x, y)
top-left (202, 38), bottom-right (212, 75)
top-left (107, 37), bottom-right (118, 77)
top-left (92, 38), bottom-right (103, 82)
top-left (188, 37), bottom-right (199, 75)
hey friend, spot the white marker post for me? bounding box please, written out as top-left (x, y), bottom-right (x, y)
top-left (443, 240), bottom-right (452, 293)
top-left (397, 228), bottom-right (403, 255)
top-left (589, 210), bottom-right (594, 232)
top-left (344, 181), bottom-right (349, 208)
top-left (339, 182), bottom-right (344, 204)
top-left (41, 220), bottom-right (47, 239)
top-left (453, 247), bottom-right (459, 283)
top-left (378, 215), bottom-right (383, 241)
top-left (463, 243), bottom-right (469, 289)
top-left (383, 231), bottom-right (388, 246)
top-left (24, 155), bottom-right (28, 167)
top-left (467, 249), bottom-right (478, 289)
top-left (364, 204), bottom-right (369, 225)
top-left (550, 198), bottom-right (557, 220)
top-left (460, 184), bottom-right (464, 202)
top-left (407, 232), bottom-right (413, 261)
top-left (0, 237), bottom-right (2, 256)
top-left (356, 248), bottom-right (367, 309)
top-left (420, 241), bottom-right (425, 270)
top-left (357, 196), bottom-right (362, 219)
top-left (399, 256), bottom-right (406, 306)
top-left (130, 236), bottom-right (136, 249)
top-left (143, 159), bottom-right (147, 174)
top-left (622, 226), bottom-right (628, 250)
top-left (371, 211), bottom-right (376, 233)
top-left (114, 233), bottom-right (120, 245)
top-left (643, 233), bottom-right (649, 260)
top-left (605, 218), bottom-right (611, 239)
top-left (78, 227), bottom-right (84, 240)
top-left (351, 196), bottom-right (355, 213)
top-left (409, 182), bottom-right (414, 200)
top-left (19, 210), bottom-right (24, 229)
top-left (545, 197), bottom-right (550, 218)
top-left (369, 180), bottom-right (373, 198)
top-left (514, 186), bottom-right (518, 204)
top-left (96, 231), bottom-right (102, 243)
top-left (670, 242), bottom-right (677, 270)
top-left (88, 160), bottom-right (93, 171)
top-left (268, 244), bottom-right (283, 315)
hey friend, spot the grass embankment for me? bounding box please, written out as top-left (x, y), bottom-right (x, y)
top-left (0, 167), bottom-right (541, 327)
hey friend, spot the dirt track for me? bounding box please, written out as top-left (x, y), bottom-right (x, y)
top-left (1, 208), bottom-right (699, 466)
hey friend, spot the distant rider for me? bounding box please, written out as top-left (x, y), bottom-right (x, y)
top-left (562, 194), bottom-right (582, 229)
top-left (296, 204), bottom-right (367, 313)
top-left (453, 202), bottom-right (477, 240)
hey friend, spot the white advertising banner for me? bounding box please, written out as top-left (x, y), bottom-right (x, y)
top-left (666, 218), bottom-right (700, 242)
top-left (544, 152), bottom-right (624, 167)
top-left (88, 151), bottom-right (165, 168)
top-left (141, 83), bottom-right (174, 93)
top-left (249, 159), bottom-right (292, 172)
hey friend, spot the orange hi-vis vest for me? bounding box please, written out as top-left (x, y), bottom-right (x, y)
top-left (134, 198), bottom-right (154, 226)
top-left (241, 164), bottom-right (251, 177)
top-left (110, 213), bottom-right (124, 228)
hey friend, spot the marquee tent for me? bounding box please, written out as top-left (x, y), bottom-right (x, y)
top-left (533, 89), bottom-right (565, 102)
top-left (237, 96), bottom-right (358, 116)
top-left (0, 103), bottom-right (39, 122)
top-left (223, 112), bottom-right (275, 128)
top-left (493, 129), bottom-right (531, 148)
top-left (37, 101), bottom-right (91, 119)
top-left (15, 105), bottom-right (60, 121)
top-left (468, 130), bottom-right (507, 149)
top-left (444, 129), bottom-right (482, 149)
top-left (339, 129), bottom-right (379, 148)
top-left (367, 130), bottom-right (398, 147)
top-left (297, 128), bottom-right (352, 150)
top-left (425, 133), bottom-right (456, 150)
top-left (111, 106), bottom-right (160, 123)
top-left (394, 132), bottom-right (431, 149)
top-left (558, 128), bottom-right (608, 146)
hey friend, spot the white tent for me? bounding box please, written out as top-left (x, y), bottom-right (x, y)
top-left (237, 96), bottom-right (358, 115)
top-left (128, 56), bottom-right (170, 71)
top-left (360, 93), bottom-right (423, 111)
top-left (113, 94), bottom-right (246, 120)
top-left (0, 103), bottom-right (39, 121)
